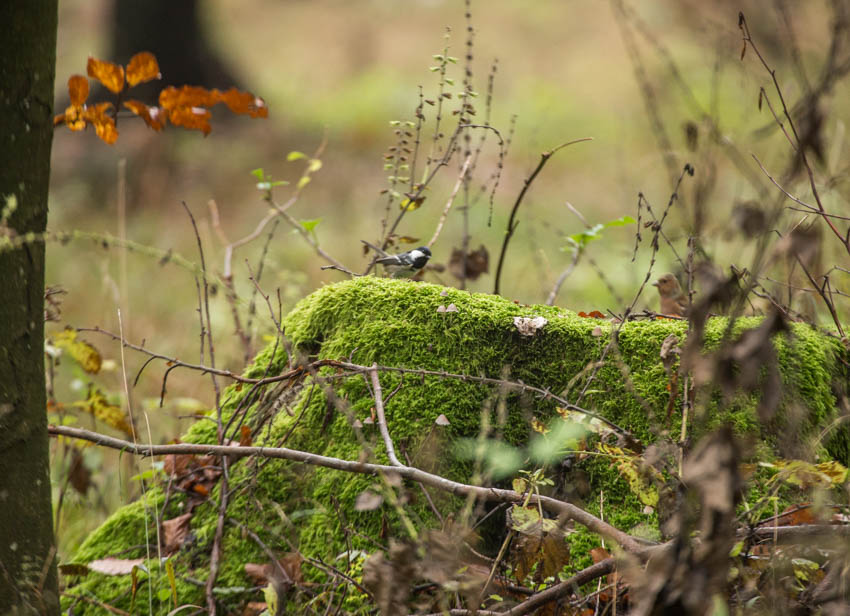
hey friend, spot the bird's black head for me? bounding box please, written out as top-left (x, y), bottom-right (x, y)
top-left (417, 246), bottom-right (431, 257)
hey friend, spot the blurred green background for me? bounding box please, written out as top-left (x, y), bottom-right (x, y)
top-left (47, 0), bottom-right (849, 555)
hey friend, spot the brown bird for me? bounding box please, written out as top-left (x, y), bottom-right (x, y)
top-left (652, 273), bottom-right (688, 316)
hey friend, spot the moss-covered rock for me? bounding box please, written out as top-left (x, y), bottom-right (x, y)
top-left (62, 277), bottom-right (848, 613)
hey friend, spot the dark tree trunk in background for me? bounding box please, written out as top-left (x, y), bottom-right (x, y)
top-left (0, 1), bottom-right (60, 614)
top-left (110, 0), bottom-right (241, 104)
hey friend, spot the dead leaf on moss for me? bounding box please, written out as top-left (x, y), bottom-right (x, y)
top-left (355, 489), bottom-right (383, 511)
top-left (88, 557), bottom-right (145, 576)
top-left (162, 512), bottom-right (193, 554)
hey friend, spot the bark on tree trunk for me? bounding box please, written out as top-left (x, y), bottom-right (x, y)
top-left (0, 1), bottom-right (60, 613)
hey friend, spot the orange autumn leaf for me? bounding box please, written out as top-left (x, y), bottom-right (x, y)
top-left (57, 55), bottom-right (267, 141)
top-left (159, 85), bottom-right (221, 110)
top-left (168, 106), bottom-right (212, 135)
top-left (125, 51), bottom-right (161, 87)
top-left (55, 76), bottom-right (90, 130)
top-left (219, 87), bottom-right (269, 118)
top-left (239, 425), bottom-right (252, 447)
top-left (123, 100), bottom-right (165, 131)
top-left (68, 75), bottom-right (89, 106)
top-left (159, 85), bottom-right (269, 134)
top-left (82, 102), bottom-right (118, 144)
top-left (56, 105), bottom-right (85, 131)
top-left (87, 57), bottom-right (125, 94)
top-left (578, 310), bottom-right (606, 319)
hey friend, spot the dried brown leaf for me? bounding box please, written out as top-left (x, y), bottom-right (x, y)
top-left (162, 512), bottom-right (193, 554)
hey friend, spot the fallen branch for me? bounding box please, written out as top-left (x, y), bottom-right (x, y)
top-left (48, 424), bottom-right (648, 554)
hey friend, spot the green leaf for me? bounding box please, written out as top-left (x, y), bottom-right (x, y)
top-left (264, 582), bottom-right (279, 615)
top-left (604, 215), bottom-right (636, 227)
top-left (300, 218), bottom-right (322, 233)
top-left (308, 159), bottom-right (323, 173)
top-left (250, 168), bottom-right (265, 181)
top-left (729, 540), bottom-right (745, 557)
top-left (455, 439), bottom-right (523, 480)
top-left (567, 215), bottom-right (636, 249)
top-left (157, 587), bottom-right (172, 602)
top-left (529, 419), bottom-right (588, 464)
top-left (297, 176), bottom-right (311, 190)
top-left (286, 151), bottom-right (306, 161)
top-left (269, 180), bottom-right (288, 188)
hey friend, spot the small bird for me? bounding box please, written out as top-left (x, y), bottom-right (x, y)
top-left (652, 273), bottom-right (688, 316)
top-left (373, 246), bottom-right (432, 278)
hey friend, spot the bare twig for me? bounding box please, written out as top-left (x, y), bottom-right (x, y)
top-left (546, 247), bottom-right (580, 306)
top-left (502, 557), bottom-right (616, 616)
top-left (369, 364), bottom-right (402, 467)
top-left (493, 138), bottom-right (593, 295)
top-left (740, 12), bottom-right (850, 255)
top-left (427, 156), bottom-right (472, 248)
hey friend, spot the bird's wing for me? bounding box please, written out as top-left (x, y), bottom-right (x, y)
top-left (374, 254), bottom-right (402, 265)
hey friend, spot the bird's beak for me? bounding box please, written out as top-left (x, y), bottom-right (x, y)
top-left (651, 281), bottom-right (659, 287)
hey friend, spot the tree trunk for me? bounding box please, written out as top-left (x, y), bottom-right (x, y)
top-left (0, 1), bottom-right (60, 613)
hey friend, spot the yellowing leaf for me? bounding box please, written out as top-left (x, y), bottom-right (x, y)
top-left (531, 418), bottom-right (549, 434)
top-left (768, 459), bottom-right (848, 489)
top-left (87, 57), bottom-right (125, 94)
top-left (73, 387), bottom-right (132, 435)
top-left (165, 558), bottom-right (178, 607)
top-left (813, 460), bottom-right (848, 483)
top-left (125, 51), bottom-right (161, 87)
top-left (598, 443), bottom-right (661, 507)
top-left (399, 196), bottom-right (425, 211)
top-left (53, 329), bottom-right (102, 373)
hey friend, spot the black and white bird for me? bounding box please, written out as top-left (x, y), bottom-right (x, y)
top-left (368, 244), bottom-right (432, 278)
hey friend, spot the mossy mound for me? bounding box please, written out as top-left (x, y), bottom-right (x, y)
top-left (63, 277), bottom-right (848, 614)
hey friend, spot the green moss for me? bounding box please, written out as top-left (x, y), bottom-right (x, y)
top-left (64, 277), bottom-right (847, 613)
